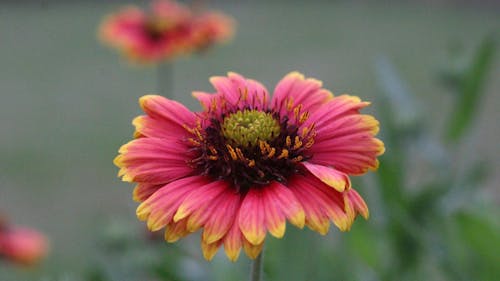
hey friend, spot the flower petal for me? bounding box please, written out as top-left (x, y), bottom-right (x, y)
top-left (99, 6), bottom-right (145, 48)
top-left (192, 91), bottom-right (214, 111)
top-left (238, 189), bottom-right (266, 245)
top-left (151, 0), bottom-right (191, 22)
top-left (173, 180), bottom-right (229, 222)
top-left (132, 183), bottom-right (163, 202)
top-left (227, 72), bottom-right (270, 111)
top-left (344, 189), bottom-right (369, 220)
top-left (242, 238), bottom-right (264, 259)
top-left (306, 94), bottom-right (375, 122)
top-left (164, 218), bottom-right (190, 243)
top-left (238, 182), bottom-right (305, 243)
top-left (136, 176), bottom-right (209, 231)
top-left (208, 72), bottom-right (270, 112)
top-left (132, 115), bottom-right (181, 139)
top-left (305, 95), bottom-right (371, 128)
top-left (262, 189), bottom-right (286, 239)
top-left (137, 95), bottom-right (197, 138)
top-left (173, 180), bottom-right (240, 244)
top-left (314, 114), bottom-right (380, 140)
top-left (288, 175), bottom-right (352, 233)
top-left (201, 239), bottom-right (223, 261)
top-left (223, 213), bottom-right (243, 262)
top-left (191, 11), bottom-right (235, 49)
top-left (202, 190), bottom-right (241, 244)
top-left (114, 137), bottom-right (194, 184)
top-left (263, 182), bottom-right (305, 236)
top-left (308, 101), bottom-right (385, 174)
top-left (272, 72), bottom-right (333, 116)
top-left (302, 162), bottom-right (351, 192)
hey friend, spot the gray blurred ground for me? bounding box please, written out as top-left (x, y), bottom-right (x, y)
top-left (0, 1), bottom-right (498, 279)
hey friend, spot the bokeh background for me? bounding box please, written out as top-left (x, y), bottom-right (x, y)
top-left (1, 1), bottom-right (499, 280)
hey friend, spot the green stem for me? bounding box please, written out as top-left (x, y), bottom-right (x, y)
top-left (157, 63), bottom-right (173, 98)
top-left (250, 252), bottom-right (263, 281)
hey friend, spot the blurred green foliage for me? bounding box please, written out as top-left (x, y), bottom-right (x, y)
top-left (444, 36), bottom-right (497, 141)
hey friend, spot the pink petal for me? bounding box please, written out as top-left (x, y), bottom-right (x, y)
top-left (223, 212), bottom-right (243, 262)
top-left (201, 190), bottom-right (241, 244)
top-left (227, 72), bottom-right (270, 111)
top-left (192, 12), bottom-right (234, 47)
top-left (99, 7), bottom-right (145, 48)
top-left (173, 181), bottom-right (241, 245)
top-left (305, 94), bottom-right (371, 127)
top-left (192, 91), bottom-right (216, 111)
top-left (238, 189), bottom-right (266, 245)
top-left (114, 137), bottom-right (194, 184)
top-left (288, 175), bottom-right (352, 233)
top-left (309, 111), bottom-right (385, 175)
top-left (302, 162), bottom-right (351, 192)
top-left (272, 72), bottom-right (333, 117)
top-left (138, 95), bottom-right (197, 138)
top-left (261, 186), bottom-right (287, 238)
top-left (173, 180), bottom-right (230, 223)
top-left (132, 115), bottom-right (186, 139)
top-left (238, 182), bottom-right (305, 244)
top-left (344, 189), bottom-right (369, 219)
top-left (132, 183), bottom-right (163, 202)
top-left (263, 182), bottom-right (305, 232)
top-left (314, 114), bottom-right (380, 141)
top-left (209, 72), bottom-right (270, 112)
top-left (151, 0), bottom-right (191, 22)
top-left (136, 176), bottom-right (209, 231)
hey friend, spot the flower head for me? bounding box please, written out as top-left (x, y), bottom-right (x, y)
top-left (0, 225), bottom-right (49, 266)
top-left (99, 0), bottom-right (234, 64)
top-left (114, 72), bottom-right (385, 261)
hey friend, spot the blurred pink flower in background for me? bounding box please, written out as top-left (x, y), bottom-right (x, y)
top-left (99, 0), bottom-right (235, 64)
top-left (0, 220), bottom-right (49, 266)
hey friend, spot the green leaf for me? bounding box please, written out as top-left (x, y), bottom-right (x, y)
top-left (455, 212), bottom-right (500, 279)
top-left (446, 35), bottom-right (497, 141)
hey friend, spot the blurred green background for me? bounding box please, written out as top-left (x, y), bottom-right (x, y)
top-left (1, 1), bottom-right (499, 280)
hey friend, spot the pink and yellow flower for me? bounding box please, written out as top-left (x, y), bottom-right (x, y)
top-left (0, 225), bottom-right (49, 266)
top-left (114, 72), bottom-right (385, 261)
top-left (99, 0), bottom-right (234, 64)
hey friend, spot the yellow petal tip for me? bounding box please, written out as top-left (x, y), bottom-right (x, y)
top-left (173, 208), bottom-right (188, 223)
top-left (289, 210), bottom-right (306, 229)
top-left (268, 223), bottom-right (286, 239)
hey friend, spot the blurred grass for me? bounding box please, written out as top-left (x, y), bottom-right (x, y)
top-left (0, 1), bottom-right (499, 280)
top-left (445, 35), bottom-right (496, 141)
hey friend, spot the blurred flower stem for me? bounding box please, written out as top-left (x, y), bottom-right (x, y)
top-left (250, 253), bottom-right (263, 281)
top-left (158, 63), bottom-right (173, 98)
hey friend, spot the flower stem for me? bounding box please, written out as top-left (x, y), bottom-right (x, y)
top-left (250, 252), bottom-right (263, 281)
top-left (157, 62), bottom-right (173, 98)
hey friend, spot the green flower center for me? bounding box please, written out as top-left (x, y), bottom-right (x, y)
top-left (222, 110), bottom-right (281, 147)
